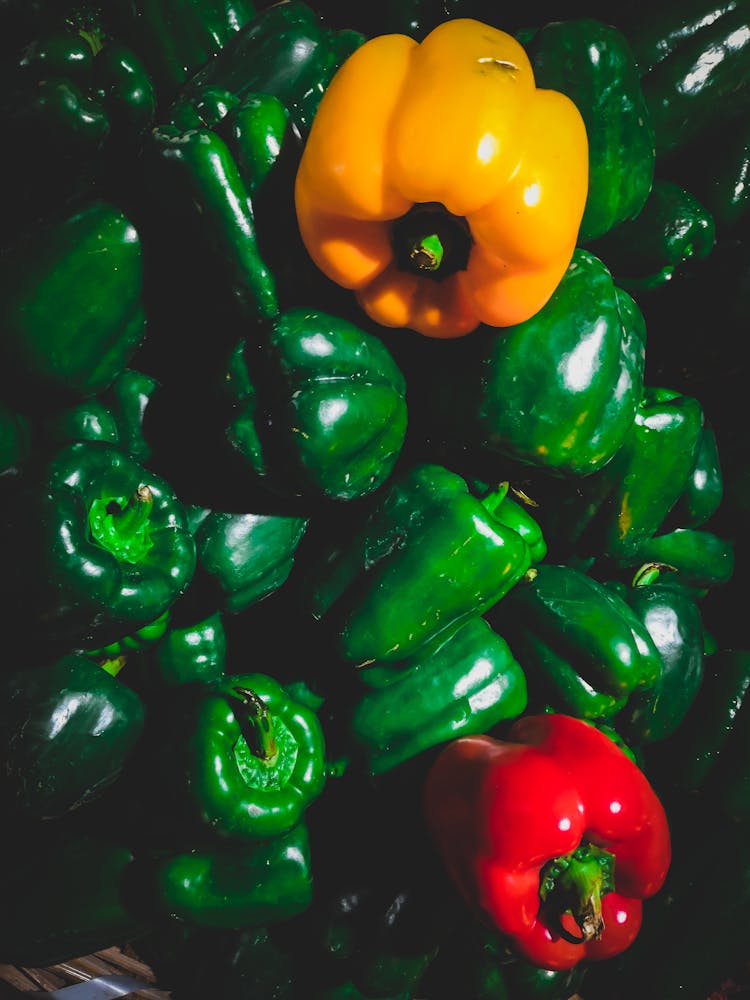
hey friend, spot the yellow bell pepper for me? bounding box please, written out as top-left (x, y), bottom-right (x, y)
top-left (294, 19), bottom-right (589, 339)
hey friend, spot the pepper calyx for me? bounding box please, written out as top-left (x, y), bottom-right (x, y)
top-left (88, 484), bottom-right (154, 563)
top-left (231, 686), bottom-right (278, 764)
top-left (538, 842), bottom-right (616, 944)
top-left (391, 202), bottom-right (473, 280)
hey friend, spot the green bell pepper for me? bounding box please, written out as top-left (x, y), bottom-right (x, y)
top-left (420, 915), bottom-right (588, 1000)
top-left (589, 179), bottom-right (716, 292)
top-left (2, 18), bottom-right (155, 237)
top-left (667, 420), bottom-right (724, 530)
top-left (0, 200), bottom-right (147, 404)
top-left (575, 386), bottom-right (707, 563)
top-left (607, 573), bottom-right (705, 743)
top-left (223, 308), bottom-right (408, 503)
top-left (660, 647), bottom-right (750, 796)
top-left (633, 0), bottom-right (750, 156)
top-left (418, 250), bottom-right (646, 478)
top-left (0, 652), bottom-right (145, 820)
top-left (188, 505), bottom-right (309, 614)
top-left (307, 464), bottom-right (534, 668)
top-left (468, 480), bottom-right (548, 564)
top-left (680, 111), bottom-right (750, 233)
top-left (491, 563), bottom-right (662, 720)
top-left (143, 820), bottom-right (314, 928)
top-left (151, 609), bottom-right (227, 686)
top-left (170, 672), bottom-right (326, 840)
top-left (526, 17), bottom-right (655, 243)
top-left (0, 440), bottom-right (196, 654)
top-left (624, 527), bottom-right (735, 591)
top-left (0, 821), bottom-right (152, 967)
top-left (345, 615), bottom-right (527, 776)
top-left (174, 0), bottom-right (366, 135)
top-left (106, 0), bottom-right (258, 105)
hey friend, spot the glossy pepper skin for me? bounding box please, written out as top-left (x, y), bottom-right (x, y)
top-left (175, 0), bottom-right (365, 135)
top-left (174, 672), bottom-right (326, 840)
top-left (146, 123), bottom-right (279, 325)
top-left (580, 387), bottom-right (706, 564)
top-left (659, 647), bottom-right (750, 797)
top-left (607, 574), bottom-right (705, 744)
top-left (2, 17), bottom-right (156, 236)
top-left (347, 615), bottom-right (527, 776)
top-left (223, 308), bottom-right (408, 503)
top-left (152, 609), bottom-right (227, 686)
top-left (0, 653), bottom-right (144, 820)
top-left (0, 200), bottom-right (147, 404)
top-left (0, 441), bottom-right (196, 654)
top-left (589, 179), bottom-right (716, 292)
top-left (491, 564), bottom-right (661, 720)
top-left (423, 714), bottom-right (671, 971)
top-left (307, 464), bottom-right (534, 667)
top-left (422, 250), bottom-right (646, 477)
top-left (526, 17), bottom-right (655, 243)
top-left (295, 17), bottom-right (588, 338)
top-left (106, 0), bottom-right (258, 104)
top-left (188, 505), bottom-right (309, 613)
top-left (143, 821), bottom-right (313, 929)
top-left (635, 0), bottom-right (750, 156)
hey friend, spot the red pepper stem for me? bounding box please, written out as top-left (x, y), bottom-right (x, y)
top-left (539, 843), bottom-right (615, 944)
top-left (232, 686), bottom-right (277, 763)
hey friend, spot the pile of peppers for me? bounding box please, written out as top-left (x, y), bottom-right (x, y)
top-left (0, 0), bottom-right (749, 997)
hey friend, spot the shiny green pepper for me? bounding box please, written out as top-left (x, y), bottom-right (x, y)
top-left (175, 0), bottom-right (365, 134)
top-left (0, 441), bottom-right (196, 655)
top-left (223, 308), bottom-right (408, 503)
top-left (143, 821), bottom-right (314, 928)
top-left (189, 505), bottom-right (309, 614)
top-left (106, 0), bottom-right (258, 104)
top-left (589, 179), bottom-right (716, 292)
top-left (526, 17), bottom-right (655, 243)
top-left (0, 652), bottom-right (144, 820)
top-left (307, 464), bottom-right (534, 668)
top-left (491, 563), bottom-right (662, 720)
top-left (608, 573), bottom-right (706, 743)
top-left (346, 615), bottom-right (527, 775)
top-left (634, 0), bottom-right (750, 156)
top-left (419, 250), bottom-right (646, 478)
top-left (0, 200), bottom-right (147, 404)
top-left (171, 672), bottom-right (326, 840)
top-left (146, 123), bottom-right (280, 325)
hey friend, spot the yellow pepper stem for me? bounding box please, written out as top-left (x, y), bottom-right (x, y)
top-left (392, 202), bottom-right (472, 280)
top-left (409, 233), bottom-right (445, 272)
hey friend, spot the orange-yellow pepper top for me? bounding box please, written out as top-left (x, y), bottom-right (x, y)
top-left (294, 18), bottom-right (589, 338)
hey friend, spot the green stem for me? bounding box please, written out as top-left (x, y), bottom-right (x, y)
top-left (408, 233), bottom-right (445, 272)
top-left (233, 687), bottom-right (277, 763)
top-left (539, 843), bottom-right (615, 944)
top-left (89, 485), bottom-right (154, 563)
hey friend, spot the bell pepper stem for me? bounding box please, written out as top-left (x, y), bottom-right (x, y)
top-left (539, 842), bottom-right (615, 944)
top-left (408, 233), bottom-right (445, 272)
top-left (232, 686), bottom-right (277, 763)
top-left (88, 485), bottom-right (154, 563)
top-left (108, 484), bottom-right (153, 535)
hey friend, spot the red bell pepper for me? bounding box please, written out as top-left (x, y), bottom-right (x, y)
top-left (422, 713), bottom-right (671, 971)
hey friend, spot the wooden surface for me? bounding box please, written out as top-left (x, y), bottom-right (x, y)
top-left (0, 946), bottom-right (170, 998)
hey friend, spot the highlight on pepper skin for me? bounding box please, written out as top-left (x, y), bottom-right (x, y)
top-left (294, 18), bottom-right (589, 338)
